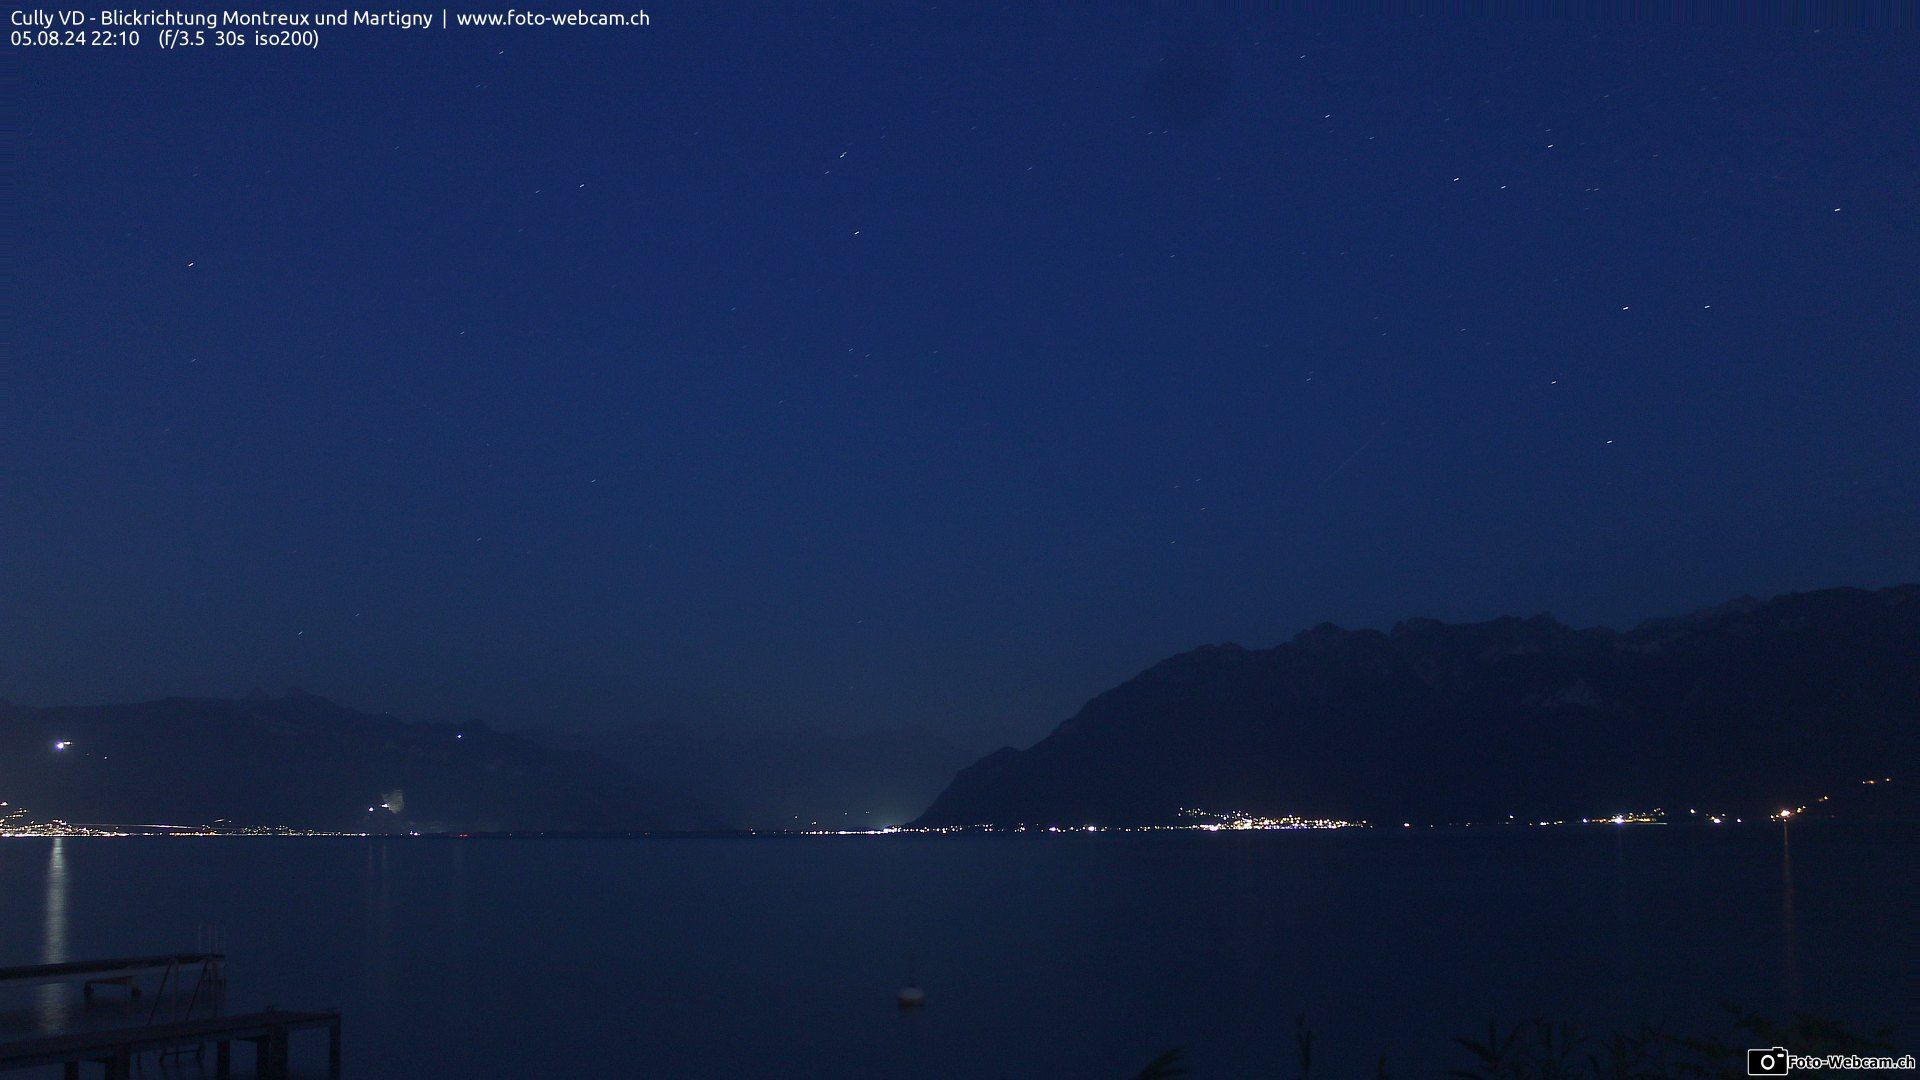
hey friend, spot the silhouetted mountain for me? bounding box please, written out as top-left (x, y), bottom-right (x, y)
top-left (0, 690), bottom-right (713, 832)
top-left (912, 586), bottom-right (1920, 828)
top-left (589, 721), bottom-right (980, 830)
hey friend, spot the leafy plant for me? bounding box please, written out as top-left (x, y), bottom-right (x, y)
top-left (1670, 1006), bottom-right (1896, 1078)
top-left (1132, 1046), bottom-right (1190, 1080)
top-left (1124, 1007), bottom-right (1894, 1079)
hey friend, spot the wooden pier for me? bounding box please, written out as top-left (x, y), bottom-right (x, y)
top-left (0, 1009), bottom-right (340, 1079)
top-left (0, 955), bottom-right (224, 1000)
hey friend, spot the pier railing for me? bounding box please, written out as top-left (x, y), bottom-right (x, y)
top-left (0, 1008), bottom-right (340, 1079)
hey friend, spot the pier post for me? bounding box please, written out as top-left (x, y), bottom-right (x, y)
top-left (0, 1005), bottom-right (336, 1079)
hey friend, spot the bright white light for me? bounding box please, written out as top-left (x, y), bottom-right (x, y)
top-left (52, 741), bottom-right (71, 752)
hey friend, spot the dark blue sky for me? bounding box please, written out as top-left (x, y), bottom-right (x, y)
top-left (7, 6), bottom-right (1916, 747)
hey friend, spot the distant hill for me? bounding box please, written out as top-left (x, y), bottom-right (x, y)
top-left (588, 721), bottom-right (980, 830)
top-left (911, 586), bottom-right (1920, 828)
top-left (0, 690), bottom-right (713, 833)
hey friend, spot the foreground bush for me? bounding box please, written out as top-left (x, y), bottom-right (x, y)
top-left (1132, 1008), bottom-right (1901, 1079)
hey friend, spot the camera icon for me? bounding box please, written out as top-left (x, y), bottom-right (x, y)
top-left (1747, 1047), bottom-right (1791, 1076)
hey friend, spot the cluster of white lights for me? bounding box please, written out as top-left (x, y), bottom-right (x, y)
top-left (1163, 808), bottom-right (1365, 831)
top-left (1579, 810), bottom-right (1666, 826)
top-left (832, 810), bottom-right (1369, 835)
top-left (8, 775), bottom-right (1891, 840)
top-left (1, 801), bottom-right (368, 838)
top-left (793, 825), bottom-right (910, 836)
top-left (0, 801), bottom-right (117, 837)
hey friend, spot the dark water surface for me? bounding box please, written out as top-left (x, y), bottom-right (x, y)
top-left (0, 826), bottom-right (1912, 1078)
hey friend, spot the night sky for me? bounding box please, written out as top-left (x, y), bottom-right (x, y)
top-left (7, 6), bottom-right (1916, 748)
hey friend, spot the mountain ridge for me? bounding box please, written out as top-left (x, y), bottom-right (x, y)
top-left (0, 690), bottom-right (715, 833)
top-left (911, 585), bottom-right (1920, 828)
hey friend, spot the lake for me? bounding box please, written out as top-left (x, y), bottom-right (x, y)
top-left (0, 825), bottom-right (1912, 1077)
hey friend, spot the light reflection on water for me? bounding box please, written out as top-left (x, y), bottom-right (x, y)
top-left (1781, 822), bottom-right (1799, 1010)
top-left (34, 838), bottom-right (68, 1032)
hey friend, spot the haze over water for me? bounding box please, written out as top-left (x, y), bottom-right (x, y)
top-left (0, 826), bottom-right (1910, 1078)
